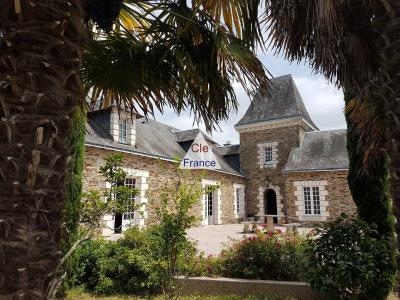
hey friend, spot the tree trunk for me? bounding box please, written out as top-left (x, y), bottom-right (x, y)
top-left (375, 0), bottom-right (400, 293)
top-left (344, 89), bottom-right (396, 298)
top-left (0, 1), bottom-right (86, 298)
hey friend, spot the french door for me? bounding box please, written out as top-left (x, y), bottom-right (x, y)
top-left (205, 190), bottom-right (214, 225)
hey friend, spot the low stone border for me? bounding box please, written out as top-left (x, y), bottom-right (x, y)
top-left (178, 277), bottom-right (322, 300)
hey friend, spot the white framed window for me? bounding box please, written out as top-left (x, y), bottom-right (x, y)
top-left (123, 177), bottom-right (136, 220)
top-left (233, 184), bottom-right (245, 218)
top-left (205, 188), bottom-right (213, 217)
top-left (257, 142), bottom-right (278, 168)
top-left (118, 118), bottom-right (128, 144)
top-left (235, 188), bottom-right (241, 214)
top-left (265, 147), bottom-right (273, 164)
top-left (303, 186), bottom-right (320, 215)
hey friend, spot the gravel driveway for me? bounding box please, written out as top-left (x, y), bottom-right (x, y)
top-left (186, 224), bottom-right (249, 256)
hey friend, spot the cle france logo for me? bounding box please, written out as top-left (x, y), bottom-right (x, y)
top-left (179, 132), bottom-right (221, 170)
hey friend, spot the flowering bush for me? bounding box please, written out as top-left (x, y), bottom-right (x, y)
top-left (192, 254), bottom-right (224, 277)
top-left (219, 230), bottom-right (306, 281)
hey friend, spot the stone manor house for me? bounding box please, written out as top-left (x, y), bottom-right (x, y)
top-left (82, 74), bottom-right (356, 235)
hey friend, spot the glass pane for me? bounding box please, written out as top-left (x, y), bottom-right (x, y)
top-left (123, 177), bottom-right (136, 220)
top-left (265, 147), bottom-right (273, 163)
top-left (304, 187), bottom-right (312, 215)
top-left (207, 191), bottom-right (213, 216)
top-left (312, 187), bottom-right (321, 215)
top-left (119, 119), bottom-right (127, 143)
top-left (236, 188), bottom-right (240, 214)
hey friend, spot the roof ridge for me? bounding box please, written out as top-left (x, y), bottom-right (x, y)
top-left (305, 129), bottom-right (347, 134)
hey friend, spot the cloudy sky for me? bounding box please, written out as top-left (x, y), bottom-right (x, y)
top-left (154, 51), bottom-right (346, 145)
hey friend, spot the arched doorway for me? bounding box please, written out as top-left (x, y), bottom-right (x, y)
top-left (264, 189), bottom-right (278, 223)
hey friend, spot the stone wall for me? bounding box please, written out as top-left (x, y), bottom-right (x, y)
top-left (239, 125), bottom-right (304, 222)
top-left (285, 170), bottom-right (356, 224)
top-left (83, 146), bottom-right (246, 233)
top-left (179, 277), bottom-right (323, 300)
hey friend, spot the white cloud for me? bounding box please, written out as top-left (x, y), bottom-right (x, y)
top-left (153, 57), bottom-right (347, 145)
top-left (293, 75), bottom-right (346, 131)
top-left (154, 77), bottom-right (346, 144)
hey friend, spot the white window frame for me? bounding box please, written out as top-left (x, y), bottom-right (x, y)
top-left (257, 142), bottom-right (278, 168)
top-left (235, 188), bottom-right (241, 214)
top-left (264, 147), bottom-right (273, 164)
top-left (123, 177), bottom-right (136, 220)
top-left (233, 184), bottom-right (245, 218)
top-left (205, 188), bottom-right (213, 218)
top-left (303, 186), bottom-right (321, 216)
top-left (118, 118), bottom-right (128, 144)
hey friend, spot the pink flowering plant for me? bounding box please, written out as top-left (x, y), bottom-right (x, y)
top-left (213, 230), bottom-right (306, 281)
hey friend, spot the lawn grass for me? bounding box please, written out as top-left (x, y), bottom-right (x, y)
top-left (64, 289), bottom-right (289, 300)
top-left (65, 288), bottom-right (398, 300)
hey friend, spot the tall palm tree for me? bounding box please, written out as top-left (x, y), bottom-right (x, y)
top-left (0, 1), bottom-right (87, 298)
top-left (0, 0), bottom-right (267, 298)
top-left (264, 0), bottom-right (400, 291)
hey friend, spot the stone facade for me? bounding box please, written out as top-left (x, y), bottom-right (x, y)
top-left (83, 146), bottom-right (246, 234)
top-left (83, 74), bottom-right (357, 230)
top-left (233, 74), bottom-right (356, 225)
top-left (285, 171), bottom-right (356, 224)
top-left (239, 125), bottom-right (307, 223)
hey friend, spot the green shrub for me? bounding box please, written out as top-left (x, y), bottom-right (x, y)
top-left (70, 228), bottom-right (160, 295)
top-left (70, 239), bottom-right (111, 291)
top-left (193, 254), bottom-right (224, 277)
top-left (148, 168), bottom-right (203, 300)
top-left (305, 215), bottom-right (394, 299)
top-left (220, 230), bottom-right (305, 281)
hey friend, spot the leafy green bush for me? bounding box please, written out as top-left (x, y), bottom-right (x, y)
top-left (305, 215), bottom-right (394, 299)
top-left (148, 168), bottom-right (203, 300)
top-left (219, 230), bottom-right (305, 281)
top-left (70, 228), bottom-right (160, 295)
top-left (69, 168), bottom-right (202, 297)
top-left (192, 254), bottom-right (224, 277)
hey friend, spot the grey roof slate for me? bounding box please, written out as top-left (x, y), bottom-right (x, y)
top-left (218, 144), bottom-right (240, 156)
top-left (175, 128), bottom-right (216, 144)
top-left (85, 116), bottom-right (243, 176)
top-left (284, 129), bottom-right (349, 172)
top-left (236, 74), bottom-right (318, 129)
top-left (217, 144), bottom-right (241, 171)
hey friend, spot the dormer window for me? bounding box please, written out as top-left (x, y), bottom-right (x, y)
top-left (118, 118), bottom-right (128, 144)
top-left (265, 147), bottom-right (273, 164)
top-left (110, 107), bottom-right (137, 146)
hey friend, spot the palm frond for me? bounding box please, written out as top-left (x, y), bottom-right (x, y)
top-left (345, 88), bottom-right (387, 175)
top-left (193, 0), bottom-right (264, 48)
top-left (82, 2), bottom-right (269, 131)
top-left (264, 0), bottom-right (380, 93)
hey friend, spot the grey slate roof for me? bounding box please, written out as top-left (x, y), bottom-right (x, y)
top-left (218, 144), bottom-right (240, 156)
top-left (284, 130), bottom-right (349, 172)
top-left (236, 74), bottom-right (318, 129)
top-left (217, 144), bottom-right (240, 171)
top-left (175, 128), bottom-right (216, 144)
top-left (85, 115), bottom-right (243, 177)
